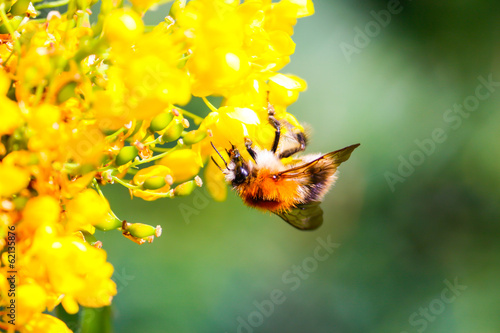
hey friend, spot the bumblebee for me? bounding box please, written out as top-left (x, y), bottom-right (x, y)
top-left (211, 103), bottom-right (359, 230)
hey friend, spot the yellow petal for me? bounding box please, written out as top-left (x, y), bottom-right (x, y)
top-left (158, 149), bottom-right (201, 183)
top-left (204, 159), bottom-right (227, 202)
top-left (0, 164), bottom-right (30, 197)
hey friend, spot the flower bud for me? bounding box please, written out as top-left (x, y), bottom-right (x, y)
top-left (13, 196), bottom-right (28, 210)
top-left (57, 81), bottom-right (78, 104)
top-left (94, 213), bottom-right (122, 231)
top-left (9, 0), bottom-right (31, 16)
top-left (81, 230), bottom-right (101, 247)
top-left (124, 223), bottom-right (161, 238)
top-left (149, 111), bottom-right (174, 133)
top-left (173, 176), bottom-right (202, 197)
top-left (115, 146), bottom-right (138, 166)
top-left (142, 176), bottom-right (166, 190)
top-left (182, 129), bottom-right (207, 145)
top-left (161, 119), bottom-right (183, 143)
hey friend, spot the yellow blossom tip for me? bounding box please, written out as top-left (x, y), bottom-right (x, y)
top-left (155, 225), bottom-right (162, 237)
top-left (123, 222), bottom-right (159, 238)
top-left (165, 174), bottom-right (174, 185)
top-left (195, 175), bottom-right (203, 187)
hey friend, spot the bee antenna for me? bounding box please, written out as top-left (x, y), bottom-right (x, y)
top-left (210, 142), bottom-right (228, 168)
top-left (210, 156), bottom-right (223, 171)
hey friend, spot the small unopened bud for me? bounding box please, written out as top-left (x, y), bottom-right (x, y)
top-left (182, 118), bottom-right (190, 128)
top-left (142, 176), bottom-right (166, 190)
top-left (183, 129), bottom-right (207, 145)
top-left (125, 222), bottom-right (160, 238)
top-left (9, 0), bottom-right (31, 16)
top-left (81, 230), bottom-right (102, 248)
top-left (115, 146), bottom-right (139, 166)
top-left (95, 213), bottom-right (122, 231)
top-left (57, 81), bottom-right (78, 104)
top-left (174, 177), bottom-right (202, 196)
top-left (149, 111), bottom-right (174, 133)
top-left (161, 119), bottom-right (184, 143)
top-left (12, 196), bottom-right (28, 210)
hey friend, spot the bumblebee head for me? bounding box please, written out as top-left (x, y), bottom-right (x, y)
top-left (227, 146), bottom-right (250, 185)
top-left (210, 142), bottom-right (251, 186)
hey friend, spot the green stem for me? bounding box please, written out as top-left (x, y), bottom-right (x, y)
top-left (177, 107), bottom-right (204, 125)
top-left (35, 0), bottom-right (70, 10)
top-left (150, 146), bottom-right (172, 152)
top-left (96, 164), bottom-right (113, 172)
top-left (143, 136), bottom-right (163, 146)
top-left (129, 145), bottom-right (179, 167)
top-left (105, 127), bottom-right (126, 142)
top-left (34, 83), bottom-right (46, 104)
top-left (92, 179), bottom-right (105, 197)
top-left (151, 191), bottom-right (174, 198)
top-left (93, 179), bottom-right (124, 224)
top-left (201, 97), bottom-right (218, 113)
top-left (111, 176), bottom-right (140, 190)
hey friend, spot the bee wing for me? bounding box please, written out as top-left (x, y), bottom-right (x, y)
top-left (274, 202), bottom-right (323, 230)
top-left (277, 143), bottom-right (360, 179)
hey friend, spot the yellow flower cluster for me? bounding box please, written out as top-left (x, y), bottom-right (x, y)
top-left (0, 0), bottom-right (313, 331)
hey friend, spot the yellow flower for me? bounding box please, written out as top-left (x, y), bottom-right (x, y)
top-left (0, 164), bottom-right (31, 198)
top-left (204, 158), bottom-right (227, 201)
top-left (132, 165), bottom-right (173, 201)
top-left (19, 196), bottom-right (60, 238)
top-left (188, 46), bottom-right (251, 97)
top-left (158, 149), bottom-right (202, 183)
top-left (20, 313), bottom-right (72, 333)
top-left (0, 0), bottom-right (314, 330)
top-left (268, 73), bottom-right (307, 106)
top-left (0, 72), bottom-right (22, 136)
top-left (17, 283), bottom-right (47, 326)
top-left (26, 104), bottom-right (62, 152)
top-left (103, 8), bottom-right (144, 44)
top-left (194, 106), bottom-right (275, 162)
top-left (65, 189), bottom-right (110, 232)
top-left (130, 0), bottom-right (163, 12)
top-left (23, 229), bottom-right (116, 314)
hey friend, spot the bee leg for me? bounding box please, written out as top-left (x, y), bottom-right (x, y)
top-left (244, 137), bottom-right (257, 162)
top-left (278, 131), bottom-right (307, 158)
top-left (267, 102), bottom-right (281, 153)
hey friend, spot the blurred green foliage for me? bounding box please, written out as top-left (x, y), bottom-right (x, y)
top-left (95, 1), bottom-right (500, 332)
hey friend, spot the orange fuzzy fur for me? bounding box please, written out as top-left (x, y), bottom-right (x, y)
top-left (239, 169), bottom-right (299, 212)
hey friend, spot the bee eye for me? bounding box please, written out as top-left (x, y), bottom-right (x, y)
top-left (233, 166), bottom-right (249, 185)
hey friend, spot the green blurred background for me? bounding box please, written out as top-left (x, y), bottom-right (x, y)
top-left (95, 1), bottom-right (500, 332)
